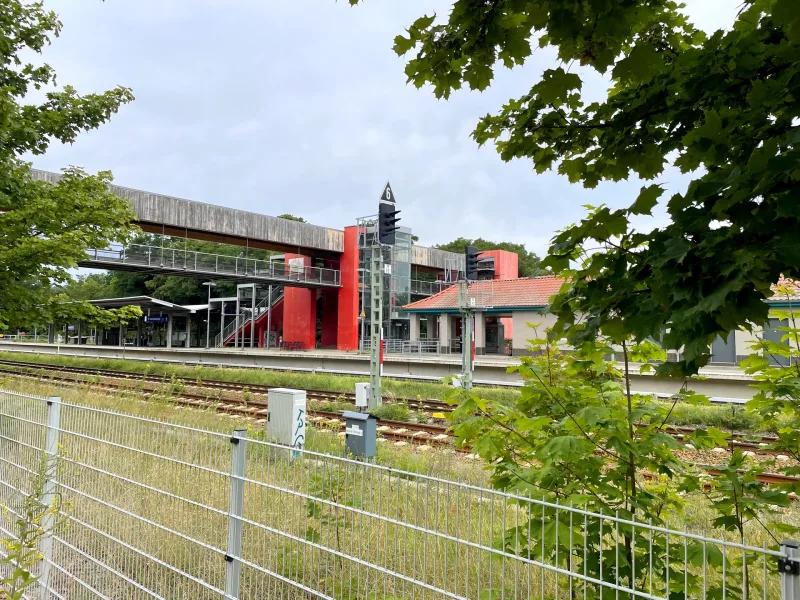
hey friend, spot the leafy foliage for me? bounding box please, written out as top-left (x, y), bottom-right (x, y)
top-left (277, 213), bottom-right (306, 223)
top-left (358, 0), bottom-right (800, 375)
top-left (0, 1), bottom-right (137, 330)
top-left (1, 454), bottom-right (65, 600)
top-left (742, 285), bottom-right (800, 475)
top-left (434, 236), bottom-right (545, 277)
top-left (448, 326), bottom-right (797, 597)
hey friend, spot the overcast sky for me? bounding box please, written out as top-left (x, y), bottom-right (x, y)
top-left (33, 0), bottom-right (740, 256)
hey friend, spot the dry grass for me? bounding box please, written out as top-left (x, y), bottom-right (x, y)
top-left (1, 378), bottom-right (797, 599)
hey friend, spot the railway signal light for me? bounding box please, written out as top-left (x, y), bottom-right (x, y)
top-left (378, 202), bottom-right (401, 245)
top-left (465, 245), bottom-right (480, 281)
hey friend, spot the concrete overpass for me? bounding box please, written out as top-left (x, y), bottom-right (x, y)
top-left (30, 169), bottom-right (464, 271)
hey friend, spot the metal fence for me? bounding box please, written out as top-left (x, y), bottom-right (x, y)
top-left (360, 339), bottom-right (441, 355)
top-left (1, 389), bottom-right (798, 599)
top-left (410, 280), bottom-right (452, 297)
top-left (82, 243), bottom-right (341, 287)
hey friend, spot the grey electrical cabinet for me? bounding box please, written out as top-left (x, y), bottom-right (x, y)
top-left (343, 411), bottom-right (379, 458)
top-left (267, 388), bottom-right (307, 450)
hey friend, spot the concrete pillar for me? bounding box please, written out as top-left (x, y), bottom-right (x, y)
top-left (166, 314), bottom-right (173, 349)
top-left (474, 312), bottom-right (486, 356)
top-left (439, 314), bottom-right (451, 353)
top-left (337, 226), bottom-right (360, 351)
top-left (409, 314), bottom-right (420, 342)
top-left (185, 317), bottom-right (191, 348)
top-left (136, 319), bottom-right (143, 347)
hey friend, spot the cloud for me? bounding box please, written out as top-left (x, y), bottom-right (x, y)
top-left (33, 0), bottom-right (740, 256)
top-left (225, 120), bottom-right (266, 139)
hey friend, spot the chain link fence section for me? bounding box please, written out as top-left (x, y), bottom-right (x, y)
top-left (1, 388), bottom-right (798, 599)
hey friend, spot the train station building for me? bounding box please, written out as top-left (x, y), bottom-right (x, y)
top-left (32, 169), bottom-right (536, 352)
top-left (402, 276), bottom-right (566, 355)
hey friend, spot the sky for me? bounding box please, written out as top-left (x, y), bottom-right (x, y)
top-left (32, 0), bottom-right (741, 256)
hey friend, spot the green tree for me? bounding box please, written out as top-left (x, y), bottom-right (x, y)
top-left (363, 0), bottom-right (799, 375)
top-left (277, 213), bottom-right (306, 223)
top-left (55, 273), bottom-right (115, 301)
top-left (0, 1), bottom-right (138, 330)
top-left (363, 3), bottom-right (800, 595)
top-left (434, 237), bottom-right (544, 277)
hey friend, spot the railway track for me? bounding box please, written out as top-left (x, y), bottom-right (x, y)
top-left (2, 363), bottom-right (798, 489)
top-left (0, 367), bottom-right (455, 447)
top-left (0, 361), bottom-right (788, 451)
top-left (0, 359), bottom-right (456, 413)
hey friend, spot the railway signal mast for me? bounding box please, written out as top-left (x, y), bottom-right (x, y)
top-left (458, 245), bottom-right (481, 390)
top-left (369, 182), bottom-right (400, 409)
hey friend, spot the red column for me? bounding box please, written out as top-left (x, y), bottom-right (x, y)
top-left (337, 226), bottom-right (360, 350)
top-left (482, 249), bottom-right (519, 342)
top-left (320, 289), bottom-right (339, 348)
top-left (283, 254), bottom-right (316, 349)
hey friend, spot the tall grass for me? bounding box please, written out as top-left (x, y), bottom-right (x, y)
top-left (1, 351), bottom-right (796, 434)
top-left (0, 350), bottom-right (519, 404)
top-left (1, 379), bottom-right (795, 599)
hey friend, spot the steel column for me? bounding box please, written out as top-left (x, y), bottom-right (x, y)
top-left (225, 429), bottom-right (247, 599)
top-left (234, 292), bottom-right (240, 349)
top-left (251, 288), bottom-right (256, 349)
top-left (369, 244), bottom-right (383, 409)
top-left (782, 540), bottom-right (800, 600)
top-left (266, 285), bottom-right (272, 349)
top-left (220, 300), bottom-right (225, 347)
top-left (38, 396), bottom-right (61, 600)
top-left (206, 284), bottom-right (213, 349)
top-left (459, 280), bottom-right (474, 390)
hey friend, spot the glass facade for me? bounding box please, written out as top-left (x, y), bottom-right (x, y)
top-left (357, 218), bottom-right (412, 343)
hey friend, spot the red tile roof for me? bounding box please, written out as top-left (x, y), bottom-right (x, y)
top-left (403, 276), bottom-right (566, 312)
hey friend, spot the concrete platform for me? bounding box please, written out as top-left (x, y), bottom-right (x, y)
top-left (0, 342), bottom-right (758, 402)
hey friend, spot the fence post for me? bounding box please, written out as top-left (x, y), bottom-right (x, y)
top-left (39, 396), bottom-right (61, 600)
top-left (225, 429), bottom-right (247, 599)
top-left (781, 540), bottom-right (800, 600)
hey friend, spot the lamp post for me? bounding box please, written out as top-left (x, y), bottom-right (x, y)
top-left (202, 282), bottom-right (216, 349)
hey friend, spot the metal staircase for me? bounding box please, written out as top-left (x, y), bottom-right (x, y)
top-left (214, 286), bottom-right (283, 347)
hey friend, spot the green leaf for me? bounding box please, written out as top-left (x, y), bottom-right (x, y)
top-left (629, 185), bottom-right (664, 216)
top-left (539, 436), bottom-right (592, 462)
top-left (393, 35), bottom-right (415, 56)
top-left (612, 43), bottom-right (663, 83)
top-left (535, 68), bottom-right (582, 105)
top-left (304, 527), bottom-right (321, 543)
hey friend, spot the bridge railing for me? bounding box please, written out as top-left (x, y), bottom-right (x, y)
top-left (85, 244), bottom-right (341, 286)
top-left (360, 338), bottom-right (441, 355)
top-left (410, 279), bottom-right (452, 296)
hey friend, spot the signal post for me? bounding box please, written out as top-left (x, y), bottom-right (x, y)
top-left (458, 246), bottom-right (480, 390)
top-left (368, 182), bottom-right (400, 410)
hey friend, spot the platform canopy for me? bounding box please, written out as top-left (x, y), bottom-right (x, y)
top-left (87, 296), bottom-right (202, 316)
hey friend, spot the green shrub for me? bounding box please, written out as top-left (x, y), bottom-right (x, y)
top-left (370, 402), bottom-right (412, 422)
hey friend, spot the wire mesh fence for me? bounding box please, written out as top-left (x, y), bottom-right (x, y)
top-left (1, 388), bottom-right (798, 599)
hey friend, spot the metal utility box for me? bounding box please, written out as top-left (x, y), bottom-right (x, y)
top-left (267, 388), bottom-right (307, 450)
top-left (354, 383), bottom-right (370, 408)
top-left (343, 411), bottom-right (379, 458)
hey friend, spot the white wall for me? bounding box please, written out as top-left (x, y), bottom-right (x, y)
top-left (511, 311), bottom-right (557, 354)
